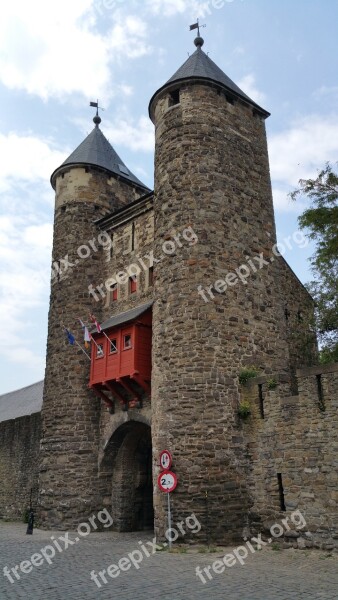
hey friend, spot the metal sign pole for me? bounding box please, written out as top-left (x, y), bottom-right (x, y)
top-left (167, 492), bottom-right (172, 550)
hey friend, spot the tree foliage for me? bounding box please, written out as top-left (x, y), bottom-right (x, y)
top-left (290, 162), bottom-right (338, 363)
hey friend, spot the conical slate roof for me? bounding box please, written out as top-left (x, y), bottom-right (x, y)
top-left (51, 122), bottom-right (149, 190)
top-left (149, 39), bottom-right (269, 118)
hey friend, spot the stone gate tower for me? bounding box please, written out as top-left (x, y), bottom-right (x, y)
top-left (37, 33), bottom-right (323, 543)
top-left (39, 115), bottom-right (149, 528)
top-left (149, 35), bottom-right (292, 541)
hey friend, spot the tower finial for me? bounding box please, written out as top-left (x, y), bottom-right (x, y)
top-left (189, 19), bottom-right (206, 48)
top-left (90, 100), bottom-right (104, 127)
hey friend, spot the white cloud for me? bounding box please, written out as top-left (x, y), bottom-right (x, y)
top-left (0, 215), bottom-right (52, 371)
top-left (237, 74), bottom-right (267, 105)
top-left (0, 1), bottom-right (151, 100)
top-left (0, 132), bottom-right (66, 192)
top-left (145, 0), bottom-right (187, 16)
top-left (105, 115), bottom-right (155, 152)
top-left (269, 114), bottom-right (338, 186)
top-left (268, 113), bottom-right (338, 211)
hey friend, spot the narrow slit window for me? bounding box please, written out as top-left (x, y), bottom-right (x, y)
top-left (109, 234), bottom-right (114, 259)
top-left (123, 334), bottom-right (132, 350)
top-left (277, 473), bottom-right (286, 511)
top-left (316, 374), bottom-right (325, 411)
top-left (109, 339), bottom-right (117, 354)
top-left (258, 384), bottom-right (264, 419)
top-left (148, 266), bottom-right (154, 287)
top-left (131, 222), bottom-right (135, 252)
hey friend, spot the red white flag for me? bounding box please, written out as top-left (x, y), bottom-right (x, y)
top-left (89, 313), bottom-right (102, 332)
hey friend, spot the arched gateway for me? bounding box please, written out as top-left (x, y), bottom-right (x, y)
top-left (100, 421), bottom-right (154, 532)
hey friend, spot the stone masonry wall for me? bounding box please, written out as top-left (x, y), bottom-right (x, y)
top-left (150, 82), bottom-right (293, 544)
top-left (40, 166), bottom-right (146, 529)
top-left (95, 202), bottom-right (154, 517)
top-left (242, 363), bottom-right (338, 550)
top-left (279, 256), bottom-right (318, 371)
top-left (0, 414), bottom-right (41, 520)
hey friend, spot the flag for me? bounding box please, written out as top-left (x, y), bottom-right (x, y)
top-left (190, 22), bottom-right (199, 31)
top-left (89, 313), bottom-right (102, 333)
top-left (65, 329), bottom-right (75, 345)
top-left (79, 318), bottom-right (92, 348)
top-left (90, 101), bottom-right (98, 108)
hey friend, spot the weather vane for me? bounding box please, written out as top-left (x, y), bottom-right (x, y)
top-left (90, 100), bottom-right (105, 126)
top-left (189, 18), bottom-right (206, 38)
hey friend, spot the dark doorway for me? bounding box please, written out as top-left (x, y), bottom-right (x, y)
top-left (104, 421), bottom-right (154, 532)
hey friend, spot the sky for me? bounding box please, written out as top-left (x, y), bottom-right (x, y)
top-left (0, 0), bottom-right (337, 394)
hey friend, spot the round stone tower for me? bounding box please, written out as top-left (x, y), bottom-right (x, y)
top-left (149, 37), bottom-right (291, 542)
top-left (39, 115), bottom-right (149, 528)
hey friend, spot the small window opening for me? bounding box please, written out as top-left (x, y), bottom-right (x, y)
top-left (129, 276), bottom-right (137, 294)
top-left (316, 374), bottom-right (325, 412)
top-left (124, 334), bottom-right (132, 350)
top-left (61, 206), bottom-right (66, 213)
top-left (148, 266), bottom-right (154, 287)
top-left (277, 473), bottom-right (286, 512)
top-left (169, 89), bottom-right (180, 106)
top-left (85, 167), bottom-right (89, 173)
top-left (131, 222), bottom-right (135, 251)
top-left (258, 384), bottom-right (265, 419)
top-left (109, 339), bottom-right (117, 354)
top-left (110, 284), bottom-right (118, 302)
top-left (284, 307), bottom-right (290, 321)
top-left (96, 344), bottom-right (104, 358)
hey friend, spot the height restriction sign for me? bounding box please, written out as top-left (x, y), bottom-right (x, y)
top-left (157, 470), bottom-right (177, 493)
top-left (159, 450), bottom-right (172, 471)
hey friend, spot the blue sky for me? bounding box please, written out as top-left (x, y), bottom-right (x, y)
top-left (0, 0), bottom-right (337, 393)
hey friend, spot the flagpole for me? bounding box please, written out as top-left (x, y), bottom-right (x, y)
top-left (74, 339), bottom-right (91, 360)
top-left (88, 315), bottom-right (112, 347)
top-left (61, 324), bottom-right (91, 360)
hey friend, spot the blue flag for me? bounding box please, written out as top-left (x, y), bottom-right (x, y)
top-left (65, 328), bottom-right (75, 345)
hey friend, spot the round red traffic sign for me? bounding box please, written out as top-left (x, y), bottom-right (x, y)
top-left (159, 450), bottom-right (172, 471)
top-left (157, 470), bottom-right (177, 493)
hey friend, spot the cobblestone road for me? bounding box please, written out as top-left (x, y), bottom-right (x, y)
top-left (0, 522), bottom-right (337, 599)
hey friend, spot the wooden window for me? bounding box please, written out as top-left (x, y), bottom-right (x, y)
top-left (96, 344), bottom-right (104, 358)
top-left (109, 339), bottom-right (117, 354)
top-left (129, 276), bottom-right (137, 294)
top-left (148, 266), bottom-right (154, 287)
top-left (110, 284), bottom-right (118, 302)
top-left (123, 334), bottom-right (132, 350)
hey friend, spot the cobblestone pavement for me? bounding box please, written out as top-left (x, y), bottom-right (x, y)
top-left (0, 522), bottom-right (337, 599)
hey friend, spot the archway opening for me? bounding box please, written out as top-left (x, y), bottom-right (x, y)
top-left (103, 421), bottom-right (154, 532)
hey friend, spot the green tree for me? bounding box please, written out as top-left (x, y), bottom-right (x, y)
top-left (290, 162), bottom-right (338, 363)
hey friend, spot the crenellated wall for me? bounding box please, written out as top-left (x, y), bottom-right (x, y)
top-left (241, 362), bottom-right (338, 550)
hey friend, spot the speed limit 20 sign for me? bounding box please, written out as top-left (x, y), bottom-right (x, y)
top-left (157, 470), bottom-right (177, 493)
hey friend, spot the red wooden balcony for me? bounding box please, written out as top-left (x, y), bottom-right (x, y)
top-left (89, 303), bottom-right (152, 410)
